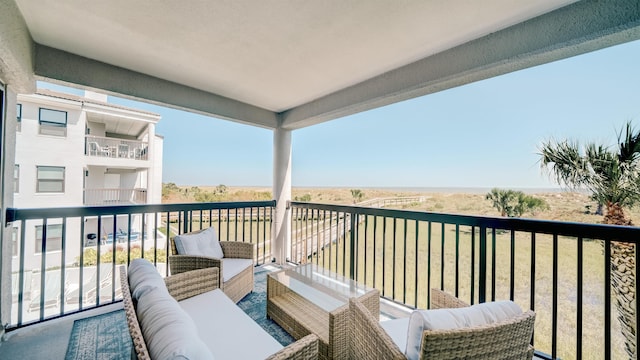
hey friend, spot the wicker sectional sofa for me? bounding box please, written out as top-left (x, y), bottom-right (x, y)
top-left (120, 259), bottom-right (319, 359)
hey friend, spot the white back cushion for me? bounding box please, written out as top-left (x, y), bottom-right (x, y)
top-left (404, 301), bottom-right (522, 360)
top-left (128, 258), bottom-right (166, 300)
top-left (137, 286), bottom-right (214, 360)
top-left (174, 227), bottom-right (224, 258)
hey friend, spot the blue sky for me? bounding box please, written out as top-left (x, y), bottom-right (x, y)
top-left (40, 39), bottom-right (640, 189)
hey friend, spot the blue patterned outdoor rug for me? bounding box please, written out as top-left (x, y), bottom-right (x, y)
top-left (238, 269), bottom-right (295, 346)
top-left (65, 310), bottom-right (132, 360)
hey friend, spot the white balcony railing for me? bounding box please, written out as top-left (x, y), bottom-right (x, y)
top-left (85, 135), bottom-right (148, 160)
top-left (83, 188), bottom-right (147, 206)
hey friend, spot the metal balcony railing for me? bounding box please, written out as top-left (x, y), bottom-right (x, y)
top-left (5, 201), bottom-right (274, 329)
top-left (85, 135), bottom-right (149, 160)
top-left (289, 201), bottom-right (640, 360)
top-left (83, 188), bottom-right (147, 206)
top-left (6, 199), bottom-right (639, 359)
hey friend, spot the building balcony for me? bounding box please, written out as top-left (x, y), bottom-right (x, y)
top-left (85, 135), bottom-right (149, 161)
top-left (83, 188), bottom-right (147, 206)
top-left (3, 200), bottom-right (638, 359)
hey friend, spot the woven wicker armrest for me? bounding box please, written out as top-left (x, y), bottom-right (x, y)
top-left (265, 334), bottom-right (320, 360)
top-left (419, 310), bottom-right (536, 360)
top-left (348, 297), bottom-right (405, 360)
top-left (165, 267), bottom-right (220, 302)
top-left (430, 288), bottom-right (469, 309)
top-left (220, 241), bottom-right (255, 259)
top-left (169, 254), bottom-right (222, 275)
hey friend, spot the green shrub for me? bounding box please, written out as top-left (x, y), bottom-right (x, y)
top-left (76, 246), bottom-right (166, 266)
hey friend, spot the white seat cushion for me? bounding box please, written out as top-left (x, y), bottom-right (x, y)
top-left (380, 317), bottom-right (410, 352)
top-left (405, 301), bottom-right (522, 360)
top-left (136, 286), bottom-right (214, 359)
top-left (221, 258), bottom-right (253, 283)
top-left (179, 288), bottom-right (283, 359)
top-left (174, 227), bottom-right (224, 259)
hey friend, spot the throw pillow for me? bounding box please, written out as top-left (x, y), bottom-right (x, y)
top-left (404, 300), bottom-right (522, 360)
top-left (174, 227), bottom-right (224, 259)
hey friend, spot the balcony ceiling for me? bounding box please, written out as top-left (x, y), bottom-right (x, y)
top-left (7, 0), bottom-right (640, 130)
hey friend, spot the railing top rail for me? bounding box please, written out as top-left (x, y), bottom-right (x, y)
top-left (290, 201), bottom-right (640, 242)
top-left (7, 200), bottom-right (276, 222)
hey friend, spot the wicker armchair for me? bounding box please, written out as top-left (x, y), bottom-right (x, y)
top-left (349, 288), bottom-right (536, 360)
top-left (169, 228), bottom-right (254, 303)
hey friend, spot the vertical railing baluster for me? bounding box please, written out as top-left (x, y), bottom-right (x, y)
top-left (164, 211), bottom-right (170, 276)
top-left (392, 218), bottom-right (397, 300)
top-left (59, 218), bottom-right (67, 315)
top-left (440, 222), bottom-right (445, 291)
top-left (363, 216), bottom-right (368, 284)
top-left (350, 212), bottom-right (357, 280)
top-left (510, 230), bottom-right (515, 301)
top-left (491, 227), bottom-right (496, 302)
top-left (305, 208), bottom-right (310, 263)
top-left (141, 212), bottom-right (147, 261)
top-left (414, 220), bottom-right (419, 308)
top-left (427, 221), bottom-right (432, 308)
top-left (455, 224), bottom-right (459, 298)
top-left (226, 208), bottom-right (230, 241)
top-left (403, 218), bottom-right (408, 305)
top-left (39, 218), bottom-right (47, 321)
top-left (604, 240), bottom-right (611, 360)
top-left (552, 234), bottom-right (558, 359)
top-left (478, 225), bottom-right (487, 304)
top-left (18, 222), bottom-right (26, 325)
top-left (382, 216), bottom-right (387, 297)
top-left (111, 214), bottom-right (117, 303)
top-left (470, 226), bottom-right (475, 305)
top-left (530, 232), bottom-right (536, 346)
top-left (577, 236), bottom-right (583, 360)
top-left (342, 212), bottom-right (347, 276)
top-left (79, 217), bottom-right (85, 308)
top-left (373, 216), bottom-right (377, 289)
top-left (127, 214), bottom-right (132, 264)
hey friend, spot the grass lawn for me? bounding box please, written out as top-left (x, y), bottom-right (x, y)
top-left (166, 186), bottom-right (638, 359)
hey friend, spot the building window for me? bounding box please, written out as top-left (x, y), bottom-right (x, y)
top-left (16, 104), bottom-right (21, 132)
top-left (36, 166), bottom-right (65, 193)
top-left (39, 108), bottom-right (67, 136)
top-left (35, 224), bottom-right (63, 253)
top-left (14, 164), bottom-right (19, 193)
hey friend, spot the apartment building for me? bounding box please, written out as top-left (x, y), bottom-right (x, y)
top-left (13, 89), bottom-right (163, 273)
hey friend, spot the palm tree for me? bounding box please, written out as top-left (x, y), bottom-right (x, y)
top-left (485, 188), bottom-right (517, 217)
top-left (539, 121), bottom-right (640, 359)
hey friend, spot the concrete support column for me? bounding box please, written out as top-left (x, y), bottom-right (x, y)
top-left (272, 128), bottom-right (292, 264)
top-left (1, 86), bottom-right (17, 334)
